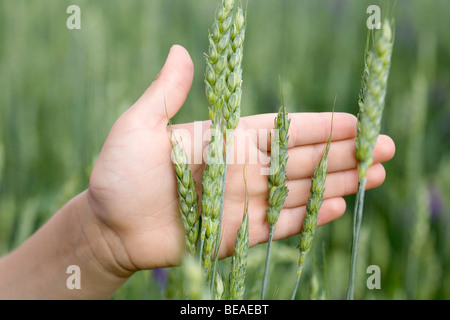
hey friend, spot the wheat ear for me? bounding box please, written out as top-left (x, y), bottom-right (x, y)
top-left (211, 4), bottom-right (246, 291)
top-left (198, 0), bottom-right (234, 272)
top-left (201, 0), bottom-right (246, 287)
top-left (347, 19), bottom-right (394, 300)
top-left (199, 123), bottom-right (224, 277)
top-left (228, 168), bottom-right (250, 300)
top-left (205, 0), bottom-right (235, 126)
top-left (291, 112), bottom-right (333, 300)
top-left (261, 102), bottom-right (290, 299)
top-left (167, 105), bottom-right (200, 256)
top-left (171, 140), bottom-right (200, 256)
top-left (222, 6), bottom-right (245, 134)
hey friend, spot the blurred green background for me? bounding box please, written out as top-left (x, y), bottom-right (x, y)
top-left (0, 0), bottom-right (449, 299)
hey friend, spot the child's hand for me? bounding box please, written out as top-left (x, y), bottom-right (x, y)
top-left (87, 45), bottom-right (395, 274)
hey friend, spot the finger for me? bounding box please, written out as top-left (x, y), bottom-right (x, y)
top-left (286, 134), bottom-right (395, 179)
top-left (240, 112), bottom-right (357, 151)
top-left (130, 45), bottom-right (194, 125)
top-left (252, 197), bottom-right (347, 244)
top-left (284, 163), bottom-right (386, 208)
top-left (225, 135), bottom-right (392, 200)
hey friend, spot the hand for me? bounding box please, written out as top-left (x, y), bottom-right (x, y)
top-left (87, 45), bottom-right (395, 273)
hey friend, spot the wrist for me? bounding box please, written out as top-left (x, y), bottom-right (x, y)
top-left (52, 190), bottom-right (135, 298)
top-left (0, 190), bottom-right (134, 299)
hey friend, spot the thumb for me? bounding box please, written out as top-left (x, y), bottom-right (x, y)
top-left (132, 45), bottom-right (194, 125)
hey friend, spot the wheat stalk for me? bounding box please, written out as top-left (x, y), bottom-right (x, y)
top-left (261, 102), bottom-right (290, 299)
top-left (347, 19), bottom-right (394, 300)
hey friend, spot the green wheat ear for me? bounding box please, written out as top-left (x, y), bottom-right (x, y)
top-left (199, 122), bottom-right (224, 276)
top-left (291, 109), bottom-right (334, 300)
top-left (347, 19), bottom-right (394, 300)
top-left (228, 167), bottom-right (250, 300)
top-left (261, 98), bottom-right (290, 300)
top-left (167, 104), bottom-right (199, 256)
top-left (355, 20), bottom-right (394, 179)
top-left (205, 0), bottom-right (245, 130)
top-left (200, 0), bottom-right (247, 287)
top-left (266, 103), bottom-right (290, 226)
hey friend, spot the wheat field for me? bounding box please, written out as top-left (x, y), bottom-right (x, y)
top-left (0, 0), bottom-right (449, 300)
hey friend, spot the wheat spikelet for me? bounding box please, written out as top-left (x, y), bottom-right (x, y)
top-left (214, 271), bottom-right (225, 300)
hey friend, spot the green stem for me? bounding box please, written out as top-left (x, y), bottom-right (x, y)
top-left (346, 177), bottom-right (367, 300)
top-left (198, 228), bottom-right (205, 264)
top-left (261, 225), bottom-right (275, 300)
top-left (291, 273), bottom-right (301, 300)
